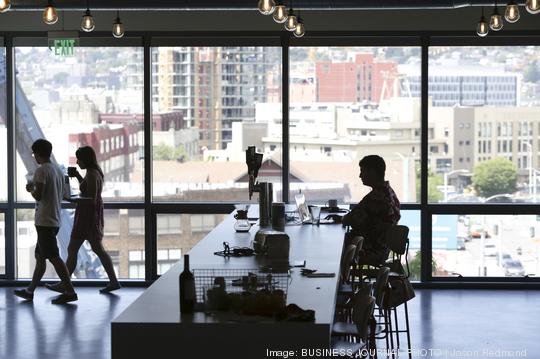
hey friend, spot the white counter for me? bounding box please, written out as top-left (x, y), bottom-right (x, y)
top-left (112, 212), bottom-right (346, 358)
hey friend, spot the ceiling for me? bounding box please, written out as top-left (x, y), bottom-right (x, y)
top-left (8, 0), bottom-right (528, 11)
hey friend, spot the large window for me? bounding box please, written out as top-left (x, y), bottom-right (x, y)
top-left (14, 46), bottom-right (144, 202)
top-left (288, 47), bottom-right (421, 204)
top-left (151, 46), bottom-right (282, 202)
top-left (428, 46), bottom-right (540, 204)
top-left (2, 37), bottom-right (540, 284)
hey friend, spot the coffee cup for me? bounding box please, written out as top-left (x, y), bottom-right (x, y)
top-left (308, 205), bottom-right (321, 225)
top-left (25, 173), bottom-right (33, 186)
top-left (327, 199), bottom-right (338, 209)
top-left (67, 167), bottom-right (78, 177)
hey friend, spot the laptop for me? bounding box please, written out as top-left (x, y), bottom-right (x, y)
top-left (294, 192), bottom-right (312, 224)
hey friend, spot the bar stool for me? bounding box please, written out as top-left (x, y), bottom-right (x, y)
top-left (331, 292), bottom-right (376, 358)
top-left (333, 266), bottom-right (391, 359)
top-left (335, 244), bottom-right (358, 320)
top-left (382, 225), bottom-right (413, 359)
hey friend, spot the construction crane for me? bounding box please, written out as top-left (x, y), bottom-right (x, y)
top-left (379, 70), bottom-right (412, 103)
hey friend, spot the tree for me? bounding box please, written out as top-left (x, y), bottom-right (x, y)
top-left (524, 60), bottom-right (540, 84)
top-left (153, 143), bottom-right (189, 162)
top-left (416, 163), bottom-right (443, 202)
top-left (153, 143), bottom-right (175, 161)
top-left (52, 71), bottom-right (70, 86)
top-left (472, 158), bottom-right (517, 198)
top-left (408, 250), bottom-right (438, 281)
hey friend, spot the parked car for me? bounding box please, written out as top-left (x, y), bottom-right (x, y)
top-left (483, 194), bottom-right (526, 203)
top-left (456, 236), bottom-right (466, 250)
top-left (497, 253), bottom-right (512, 266)
top-left (483, 243), bottom-right (497, 257)
top-left (484, 194), bottom-right (513, 203)
top-left (504, 260), bottom-right (526, 276)
top-left (446, 195), bottom-right (482, 203)
top-left (470, 229), bottom-right (491, 239)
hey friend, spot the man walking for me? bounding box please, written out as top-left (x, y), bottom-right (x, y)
top-left (14, 139), bottom-right (78, 304)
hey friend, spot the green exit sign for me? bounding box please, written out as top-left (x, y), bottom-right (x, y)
top-left (52, 39), bottom-right (77, 56)
top-left (48, 31), bottom-right (79, 57)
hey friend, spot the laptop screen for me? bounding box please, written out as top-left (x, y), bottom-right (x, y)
top-left (294, 192), bottom-right (312, 223)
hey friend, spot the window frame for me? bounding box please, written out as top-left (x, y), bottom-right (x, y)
top-left (0, 31), bottom-right (538, 286)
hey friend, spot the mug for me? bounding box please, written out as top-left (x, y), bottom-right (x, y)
top-left (25, 173), bottom-right (34, 186)
top-left (327, 199), bottom-right (338, 209)
top-left (67, 167), bottom-right (78, 177)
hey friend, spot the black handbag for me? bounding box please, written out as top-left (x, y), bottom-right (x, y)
top-left (384, 276), bottom-right (415, 308)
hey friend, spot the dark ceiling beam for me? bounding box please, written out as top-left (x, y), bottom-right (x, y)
top-left (7, 0), bottom-right (529, 11)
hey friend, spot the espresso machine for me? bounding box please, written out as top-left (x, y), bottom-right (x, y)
top-left (246, 146), bottom-right (273, 227)
top-left (246, 147), bottom-right (289, 265)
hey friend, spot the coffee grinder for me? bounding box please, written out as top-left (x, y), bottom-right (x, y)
top-left (246, 146), bottom-right (273, 227)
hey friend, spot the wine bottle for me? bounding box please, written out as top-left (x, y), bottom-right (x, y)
top-left (179, 254), bottom-right (196, 314)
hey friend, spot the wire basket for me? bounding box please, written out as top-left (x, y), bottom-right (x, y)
top-left (193, 268), bottom-right (289, 314)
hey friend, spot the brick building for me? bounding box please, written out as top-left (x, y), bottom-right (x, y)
top-left (316, 53), bottom-right (398, 103)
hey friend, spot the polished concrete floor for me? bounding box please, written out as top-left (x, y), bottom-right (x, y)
top-left (0, 286), bottom-right (145, 359)
top-left (1, 287), bottom-right (539, 358)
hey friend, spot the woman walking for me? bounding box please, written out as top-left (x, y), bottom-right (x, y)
top-left (47, 146), bottom-right (120, 293)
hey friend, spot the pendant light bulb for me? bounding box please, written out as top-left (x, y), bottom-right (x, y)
top-left (81, 10), bottom-right (95, 32)
top-left (272, 3), bottom-right (287, 23)
top-left (293, 18), bottom-right (305, 37)
top-left (42, 2), bottom-right (58, 25)
top-left (505, 1), bottom-right (520, 23)
top-left (526, 0), bottom-right (540, 14)
top-left (112, 13), bottom-right (125, 38)
top-left (489, 7), bottom-right (504, 31)
top-left (258, 0), bottom-right (275, 15)
top-left (0, 0), bottom-right (11, 13)
top-left (476, 15), bottom-right (489, 37)
top-left (284, 9), bottom-right (297, 31)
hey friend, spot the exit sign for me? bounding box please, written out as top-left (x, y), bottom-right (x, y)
top-left (48, 31), bottom-right (79, 57)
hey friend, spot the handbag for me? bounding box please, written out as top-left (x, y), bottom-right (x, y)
top-left (384, 276), bottom-right (415, 308)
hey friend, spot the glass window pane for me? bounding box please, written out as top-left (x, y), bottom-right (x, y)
top-left (16, 209), bottom-right (38, 279)
top-left (0, 46), bottom-right (6, 201)
top-left (151, 47), bottom-right (282, 202)
top-left (399, 210), bottom-right (421, 280)
top-left (16, 208), bottom-right (145, 280)
top-left (157, 249), bottom-right (168, 260)
top-left (429, 46), bottom-right (540, 203)
top-left (433, 214), bottom-right (539, 278)
top-left (289, 47), bottom-right (420, 204)
top-left (157, 215), bottom-right (182, 235)
top-left (14, 46), bottom-right (144, 202)
top-left (156, 213), bottom-right (227, 275)
top-left (0, 213), bottom-right (5, 275)
top-left (128, 215), bottom-right (145, 235)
